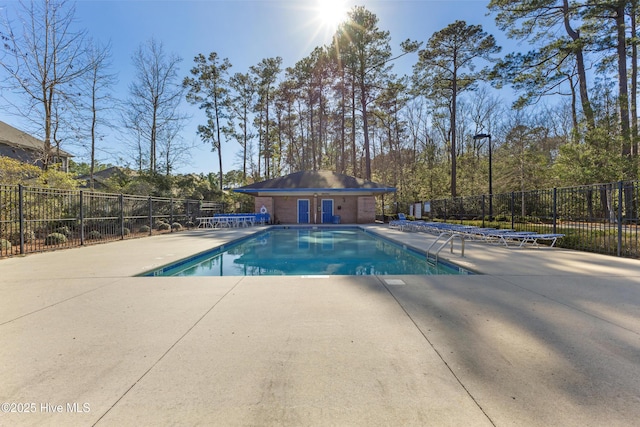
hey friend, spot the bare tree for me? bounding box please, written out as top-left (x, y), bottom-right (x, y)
top-left (120, 108), bottom-right (147, 172)
top-left (81, 39), bottom-right (117, 189)
top-left (125, 38), bottom-right (186, 174)
top-left (0, 0), bottom-right (93, 169)
top-left (157, 117), bottom-right (192, 176)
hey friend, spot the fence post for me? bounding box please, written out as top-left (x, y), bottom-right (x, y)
top-left (552, 188), bottom-right (557, 234)
top-left (18, 184), bottom-right (24, 255)
top-left (481, 195), bottom-right (486, 227)
top-left (119, 194), bottom-right (124, 240)
top-left (170, 198), bottom-right (174, 232)
top-left (80, 191), bottom-right (85, 246)
top-left (148, 197), bottom-right (153, 235)
top-left (511, 192), bottom-right (515, 230)
top-left (618, 181), bottom-right (623, 257)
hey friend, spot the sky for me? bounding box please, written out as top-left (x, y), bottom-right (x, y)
top-left (2, 0), bottom-right (520, 175)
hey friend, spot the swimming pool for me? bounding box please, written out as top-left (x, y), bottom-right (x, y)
top-left (142, 227), bottom-right (472, 277)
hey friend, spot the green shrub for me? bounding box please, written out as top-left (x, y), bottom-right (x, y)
top-left (87, 230), bottom-right (102, 240)
top-left (171, 222), bottom-right (183, 231)
top-left (157, 222), bottom-right (171, 231)
top-left (123, 227), bottom-right (130, 236)
top-left (185, 221), bottom-right (195, 228)
top-left (8, 228), bottom-right (35, 245)
top-left (55, 226), bottom-right (71, 237)
top-left (45, 232), bottom-right (67, 245)
top-left (139, 225), bottom-right (151, 233)
top-left (0, 239), bottom-right (11, 251)
top-left (0, 156), bottom-right (42, 185)
top-left (154, 219), bottom-right (168, 229)
top-left (25, 228), bottom-right (36, 243)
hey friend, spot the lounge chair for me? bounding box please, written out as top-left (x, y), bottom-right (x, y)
top-left (491, 232), bottom-right (565, 248)
top-left (389, 213), bottom-right (411, 230)
top-left (453, 227), bottom-right (501, 241)
top-left (196, 216), bottom-right (216, 228)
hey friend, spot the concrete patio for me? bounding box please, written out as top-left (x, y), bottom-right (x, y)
top-left (1, 225), bottom-right (639, 426)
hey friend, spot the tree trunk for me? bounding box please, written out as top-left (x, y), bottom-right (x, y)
top-left (243, 104), bottom-right (248, 180)
top-left (214, 92), bottom-right (224, 190)
top-left (340, 70), bottom-right (346, 174)
top-left (567, 73), bottom-right (579, 143)
top-left (151, 103), bottom-right (157, 174)
top-left (310, 90), bottom-right (316, 170)
top-left (265, 90), bottom-right (270, 179)
top-left (562, 0), bottom-right (595, 130)
top-left (351, 75), bottom-right (357, 177)
top-left (615, 2), bottom-right (631, 164)
top-left (450, 68), bottom-right (458, 198)
top-left (360, 79), bottom-right (372, 180)
top-left (631, 0), bottom-right (638, 162)
top-left (91, 90), bottom-right (97, 189)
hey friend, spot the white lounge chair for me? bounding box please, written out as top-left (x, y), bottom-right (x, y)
top-left (491, 232), bottom-right (565, 248)
top-left (389, 213), bottom-right (410, 230)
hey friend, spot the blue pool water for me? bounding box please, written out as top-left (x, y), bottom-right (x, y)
top-left (142, 227), bottom-right (472, 277)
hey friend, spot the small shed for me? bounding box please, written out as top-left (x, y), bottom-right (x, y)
top-left (233, 170), bottom-right (396, 224)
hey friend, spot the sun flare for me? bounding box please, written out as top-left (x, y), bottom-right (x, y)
top-left (316, 0), bottom-right (348, 31)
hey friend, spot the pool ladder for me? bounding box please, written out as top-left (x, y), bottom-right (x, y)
top-left (426, 232), bottom-right (465, 264)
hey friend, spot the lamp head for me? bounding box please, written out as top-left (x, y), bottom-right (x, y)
top-left (473, 133), bottom-right (491, 140)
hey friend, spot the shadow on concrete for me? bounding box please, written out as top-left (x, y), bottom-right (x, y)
top-left (383, 274), bottom-right (640, 426)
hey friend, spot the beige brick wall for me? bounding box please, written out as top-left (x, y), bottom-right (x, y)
top-left (357, 196), bottom-right (376, 223)
top-left (273, 196), bottom-right (301, 224)
top-left (250, 195), bottom-right (375, 224)
top-left (251, 195), bottom-right (377, 224)
top-left (334, 197), bottom-right (356, 223)
top-left (254, 197), bottom-right (273, 215)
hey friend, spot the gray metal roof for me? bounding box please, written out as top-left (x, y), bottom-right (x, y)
top-left (0, 120), bottom-right (73, 157)
top-left (234, 170), bottom-right (396, 196)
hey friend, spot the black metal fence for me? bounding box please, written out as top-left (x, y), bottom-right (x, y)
top-left (418, 180), bottom-right (639, 258)
top-left (4, 182), bottom-right (640, 259)
top-left (0, 185), bottom-right (219, 257)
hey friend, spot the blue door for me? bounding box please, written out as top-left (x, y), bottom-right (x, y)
top-left (321, 199), bottom-right (333, 224)
top-left (298, 199), bottom-right (310, 223)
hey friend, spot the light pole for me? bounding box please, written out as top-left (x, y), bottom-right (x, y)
top-left (473, 133), bottom-right (492, 220)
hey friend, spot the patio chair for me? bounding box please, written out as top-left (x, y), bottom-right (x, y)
top-left (481, 230), bottom-right (528, 245)
top-left (488, 232), bottom-right (565, 248)
top-left (504, 233), bottom-right (565, 248)
top-left (389, 213), bottom-right (410, 229)
top-left (196, 217), bottom-right (216, 228)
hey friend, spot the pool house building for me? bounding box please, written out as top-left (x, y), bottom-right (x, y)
top-left (233, 170), bottom-right (396, 225)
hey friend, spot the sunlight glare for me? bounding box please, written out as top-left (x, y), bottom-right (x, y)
top-left (316, 0), bottom-right (348, 31)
